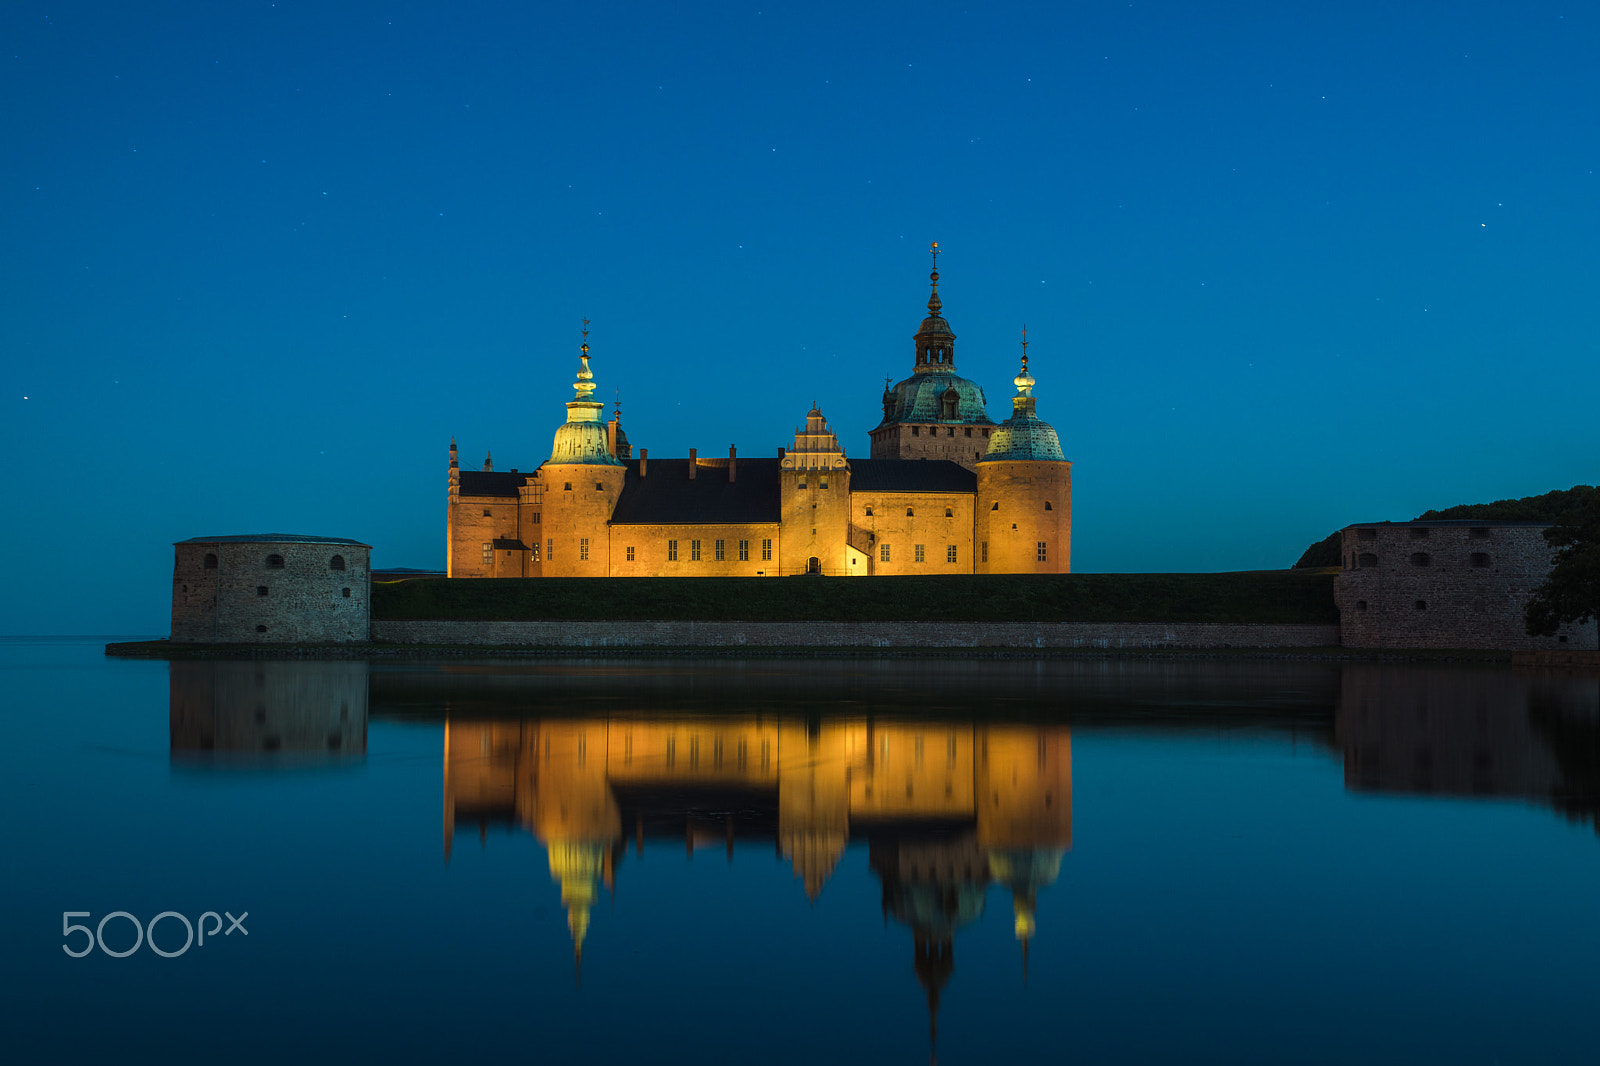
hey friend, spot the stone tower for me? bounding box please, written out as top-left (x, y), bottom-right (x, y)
top-left (537, 324), bottom-right (627, 577)
top-left (973, 338), bottom-right (1072, 573)
top-left (869, 244), bottom-right (997, 470)
top-left (780, 405), bottom-right (855, 575)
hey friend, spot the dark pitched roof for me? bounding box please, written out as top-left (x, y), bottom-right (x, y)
top-left (174, 534), bottom-right (370, 546)
top-left (457, 471), bottom-right (527, 498)
top-left (610, 458), bottom-right (782, 525)
top-left (848, 459), bottom-right (976, 494)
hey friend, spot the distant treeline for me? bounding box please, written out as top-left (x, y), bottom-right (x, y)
top-left (1293, 485), bottom-right (1600, 568)
top-left (372, 570), bottom-right (1337, 625)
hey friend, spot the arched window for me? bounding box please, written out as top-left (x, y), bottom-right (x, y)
top-left (1044, 502), bottom-right (1053, 511)
top-left (906, 507), bottom-right (915, 517)
top-left (944, 508), bottom-right (953, 517)
top-left (991, 502), bottom-right (999, 511)
top-left (1358, 553), bottom-right (1378, 567)
top-left (864, 507), bottom-right (874, 516)
top-left (941, 389), bottom-right (959, 419)
top-left (1410, 552), bottom-right (1431, 567)
top-left (266, 554), bottom-right (284, 569)
top-left (203, 553), bottom-right (218, 569)
top-left (329, 555), bottom-right (346, 571)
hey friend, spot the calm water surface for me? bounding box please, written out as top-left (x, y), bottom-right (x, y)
top-left (4, 639), bottom-right (1599, 1064)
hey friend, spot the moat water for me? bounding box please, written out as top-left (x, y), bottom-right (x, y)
top-left (5, 638), bottom-right (1600, 1065)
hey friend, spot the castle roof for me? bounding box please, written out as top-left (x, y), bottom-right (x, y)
top-left (174, 534), bottom-right (370, 547)
top-left (609, 458), bottom-right (783, 525)
top-left (850, 459), bottom-right (976, 493)
top-left (457, 470), bottom-right (527, 498)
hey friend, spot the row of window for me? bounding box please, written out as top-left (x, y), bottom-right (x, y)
top-left (666, 539), bottom-right (772, 562)
top-left (1352, 552), bottom-right (1493, 568)
top-left (205, 553), bottom-right (349, 571)
top-left (875, 542), bottom-right (1049, 563)
top-left (254, 586), bottom-right (353, 598)
top-left (909, 426), bottom-right (993, 438)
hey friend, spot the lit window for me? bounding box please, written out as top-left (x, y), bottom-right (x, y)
top-left (715, 539), bottom-right (725, 561)
top-left (580, 538), bottom-right (590, 561)
top-left (482, 542), bottom-right (492, 564)
top-left (626, 546), bottom-right (635, 561)
top-left (947, 545), bottom-right (957, 563)
top-left (1037, 542), bottom-right (1048, 562)
top-left (691, 540), bottom-right (702, 561)
top-left (738, 540), bottom-right (749, 561)
top-left (761, 538), bottom-right (772, 561)
top-left (914, 544), bottom-right (925, 563)
top-left (668, 540), bottom-right (678, 561)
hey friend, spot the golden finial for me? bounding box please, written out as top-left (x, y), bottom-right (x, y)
top-left (1021, 324), bottom-right (1028, 370)
top-left (613, 387), bottom-right (621, 421)
top-left (573, 318), bottom-right (596, 400)
top-left (581, 317), bottom-right (590, 356)
top-left (927, 242), bottom-right (943, 316)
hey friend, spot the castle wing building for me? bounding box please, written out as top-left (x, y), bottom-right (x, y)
top-left (446, 253), bottom-right (1072, 578)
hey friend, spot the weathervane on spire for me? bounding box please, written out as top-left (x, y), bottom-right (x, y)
top-left (927, 241), bottom-right (943, 316)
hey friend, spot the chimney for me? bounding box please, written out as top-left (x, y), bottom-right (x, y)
top-left (778, 447), bottom-right (786, 461)
top-left (688, 448), bottom-right (696, 479)
top-left (607, 419), bottom-right (619, 457)
top-left (639, 448), bottom-right (648, 477)
top-left (729, 445), bottom-right (737, 483)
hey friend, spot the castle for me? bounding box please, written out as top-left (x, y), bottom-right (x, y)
top-left (446, 251), bottom-right (1072, 578)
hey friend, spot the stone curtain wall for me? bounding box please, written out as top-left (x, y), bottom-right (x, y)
top-left (1335, 523), bottom-right (1599, 650)
top-left (373, 619), bottom-right (1339, 649)
top-left (172, 540), bottom-right (371, 644)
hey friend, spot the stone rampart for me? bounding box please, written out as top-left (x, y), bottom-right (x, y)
top-left (372, 619), bottom-right (1339, 649)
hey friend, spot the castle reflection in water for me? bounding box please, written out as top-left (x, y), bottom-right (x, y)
top-left (163, 656), bottom-right (1600, 1045)
top-left (443, 713), bottom-right (1070, 1030)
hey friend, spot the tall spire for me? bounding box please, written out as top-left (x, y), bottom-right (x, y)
top-left (574, 318), bottom-right (597, 401)
top-left (913, 243), bottom-right (957, 373)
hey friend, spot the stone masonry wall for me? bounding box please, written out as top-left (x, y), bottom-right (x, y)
top-left (172, 540), bottom-right (371, 644)
top-left (373, 619), bottom-right (1339, 649)
top-left (1335, 522), bottom-right (1598, 650)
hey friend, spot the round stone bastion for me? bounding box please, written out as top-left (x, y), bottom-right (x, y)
top-left (171, 534), bottom-right (371, 644)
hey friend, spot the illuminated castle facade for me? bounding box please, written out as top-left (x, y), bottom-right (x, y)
top-left (446, 253), bottom-right (1072, 578)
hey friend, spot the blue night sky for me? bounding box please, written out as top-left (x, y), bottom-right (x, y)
top-left (3, 1), bottom-right (1596, 634)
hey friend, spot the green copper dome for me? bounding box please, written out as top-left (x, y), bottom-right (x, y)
top-left (548, 339), bottom-right (624, 467)
top-left (981, 353), bottom-right (1066, 463)
top-left (878, 370), bottom-right (994, 427)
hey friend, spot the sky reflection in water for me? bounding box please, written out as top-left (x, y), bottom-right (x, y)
top-left (4, 642), bottom-right (1600, 1064)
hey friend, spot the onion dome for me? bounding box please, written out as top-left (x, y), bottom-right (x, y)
top-left (549, 322), bottom-right (625, 467)
top-left (981, 333), bottom-right (1065, 462)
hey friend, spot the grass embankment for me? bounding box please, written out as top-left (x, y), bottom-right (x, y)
top-left (372, 570), bottom-right (1338, 625)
